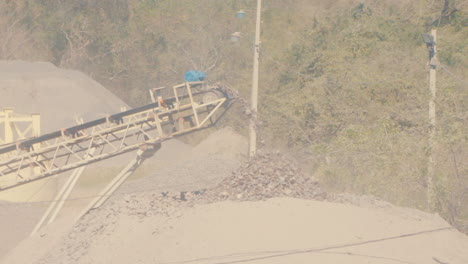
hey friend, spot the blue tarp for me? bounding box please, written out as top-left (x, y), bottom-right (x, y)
top-left (184, 71), bottom-right (206, 82)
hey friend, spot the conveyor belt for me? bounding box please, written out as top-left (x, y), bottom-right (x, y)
top-left (0, 82), bottom-right (230, 190)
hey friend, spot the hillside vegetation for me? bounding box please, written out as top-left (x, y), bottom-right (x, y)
top-left (1, 0), bottom-right (466, 231)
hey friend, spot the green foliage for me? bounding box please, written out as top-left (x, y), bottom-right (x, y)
top-left (259, 0), bottom-right (467, 229)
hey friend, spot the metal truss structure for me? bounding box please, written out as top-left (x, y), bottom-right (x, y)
top-left (0, 82), bottom-right (230, 191)
top-left (0, 108), bottom-right (40, 147)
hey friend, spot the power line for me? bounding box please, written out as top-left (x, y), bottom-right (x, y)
top-left (439, 64), bottom-right (468, 85)
top-left (159, 227), bottom-right (453, 264)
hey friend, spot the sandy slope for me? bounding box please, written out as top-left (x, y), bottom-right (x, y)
top-left (4, 197), bottom-right (467, 264)
top-left (100, 198), bottom-right (466, 264)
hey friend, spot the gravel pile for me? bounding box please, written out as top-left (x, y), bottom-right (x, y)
top-left (115, 151), bottom-right (327, 204)
top-left (204, 151), bottom-right (327, 201)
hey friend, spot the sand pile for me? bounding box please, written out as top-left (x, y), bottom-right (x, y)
top-left (0, 61), bottom-right (128, 134)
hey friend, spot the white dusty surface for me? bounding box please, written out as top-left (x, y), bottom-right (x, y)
top-left (4, 198), bottom-right (468, 264)
top-left (0, 201), bottom-right (44, 257)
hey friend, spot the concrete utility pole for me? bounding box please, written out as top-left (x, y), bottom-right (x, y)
top-left (426, 29), bottom-right (438, 210)
top-left (249, 0), bottom-right (262, 157)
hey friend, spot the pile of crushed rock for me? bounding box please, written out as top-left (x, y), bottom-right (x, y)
top-left (205, 151), bottom-right (327, 201)
top-left (90, 150), bottom-right (392, 218)
top-left (147, 151), bottom-right (327, 203)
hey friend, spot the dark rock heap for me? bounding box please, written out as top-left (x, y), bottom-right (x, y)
top-left (205, 151), bottom-right (326, 201)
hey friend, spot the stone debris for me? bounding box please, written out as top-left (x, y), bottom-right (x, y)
top-left (125, 151), bottom-right (327, 204)
top-left (204, 151), bottom-right (327, 202)
top-left (92, 151), bottom-right (327, 216)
